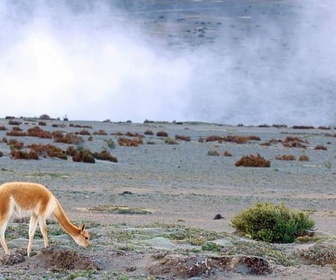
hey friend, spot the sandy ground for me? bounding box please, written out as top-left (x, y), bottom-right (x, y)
top-left (0, 118), bottom-right (335, 279)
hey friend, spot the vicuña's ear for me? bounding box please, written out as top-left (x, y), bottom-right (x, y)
top-left (80, 224), bottom-right (86, 232)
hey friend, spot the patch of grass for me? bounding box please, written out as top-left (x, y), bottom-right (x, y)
top-left (231, 202), bottom-right (315, 243)
top-left (207, 149), bottom-right (220, 156)
top-left (89, 205), bottom-right (151, 215)
top-left (164, 137), bottom-right (178, 145)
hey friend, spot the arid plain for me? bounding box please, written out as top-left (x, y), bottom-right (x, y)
top-left (0, 118), bottom-right (335, 279)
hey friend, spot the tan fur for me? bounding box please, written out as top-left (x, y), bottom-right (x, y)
top-left (0, 182), bottom-right (90, 256)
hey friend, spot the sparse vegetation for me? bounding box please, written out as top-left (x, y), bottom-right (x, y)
top-left (165, 137), bottom-right (178, 145)
top-left (223, 150), bottom-right (232, 157)
top-left (235, 154), bottom-right (270, 167)
top-left (299, 154), bottom-right (310, 161)
top-left (93, 150), bottom-right (118, 162)
top-left (156, 131), bottom-right (168, 137)
top-left (207, 149), bottom-right (220, 156)
top-left (282, 136), bottom-right (308, 149)
top-left (175, 135), bottom-right (191, 142)
top-left (231, 202), bottom-right (315, 243)
top-left (314, 145), bottom-right (327, 151)
top-left (275, 155), bottom-right (296, 161)
top-left (118, 137), bottom-right (143, 147)
top-left (144, 129), bottom-right (154, 135)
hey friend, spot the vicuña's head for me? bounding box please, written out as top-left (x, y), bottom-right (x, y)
top-left (73, 224), bottom-right (90, 247)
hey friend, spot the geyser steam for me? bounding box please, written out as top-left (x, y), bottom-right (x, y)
top-left (0, 0), bottom-right (335, 126)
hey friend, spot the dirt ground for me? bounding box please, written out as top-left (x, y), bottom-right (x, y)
top-left (0, 118), bottom-right (336, 279)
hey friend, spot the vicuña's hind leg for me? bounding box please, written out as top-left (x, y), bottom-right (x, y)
top-left (38, 216), bottom-right (49, 249)
top-left (0, 219), bottom-right (10, 255)
top-left (28, 214), bottom-right (38, 256)
top-left (0, 200), bottom-right (11, 255)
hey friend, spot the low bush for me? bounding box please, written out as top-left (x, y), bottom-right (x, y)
top-left (93, 150), bottom-right (118, 162)
top-left (275, 155), bottom-right (296, 161)
top-left (223, 150), bottom-right (232, 157)
top-left (165, 137), bottom-right (178, 145)
top-left (314, 145), bottom-right (327, 151)
top-left (118, 137), bottom-right (143, 147)
top-left (299, 154), bottom-right (310, 161)
top-left (235, 154), bottom-right (270, 167)
top-left (156, 131), bottom-right (168, 137)
top-left (93, 129), bottom-right (107, 135)
top-left (207, 149), bottom-right (220, 156)
top-left (231, 202), bottom-right (315, 243)
top-left (11, 150), bottom-right (39, 160)
top-left (175, 135), bottom-right (191, 142)
top-left (72, 149), bottom-right (95, 163)
top-left (144, 129), bottom-right (154, 135)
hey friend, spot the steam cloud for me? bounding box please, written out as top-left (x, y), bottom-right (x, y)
top-left (0, 0), bottom-right (335, 125)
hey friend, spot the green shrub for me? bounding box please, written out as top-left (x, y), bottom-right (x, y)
top-left (231, 202), bottom-right (315, 243)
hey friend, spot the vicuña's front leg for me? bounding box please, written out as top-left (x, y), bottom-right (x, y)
top-left (28, 214), bottom-right (39, 256)
top-left (0, 224), bottom-right (10, 255)
top-left (0, 213), bottom-right (10, 255)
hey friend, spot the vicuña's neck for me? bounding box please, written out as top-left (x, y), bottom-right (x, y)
top-left (53, 199), bottom-right (80, 237)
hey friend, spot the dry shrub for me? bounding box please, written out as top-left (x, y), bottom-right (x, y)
top-left (12, 126), bottom-right (22, 131)
top-left (27, 126), bottom-right (52, 138)
top-left (111, 131), bottom-right (124, 136)
top-left (78, 129), bottom-right (91, 135)
top-left (11, 149), bottom-right (39, 160)
top-left (275, 155), bottom-right (296, 161)
top-left (6, 130), bottom-right (27, 137)
top-left (93, 150), bottom-right (118, 162)
top-left (282, 136), bottom-right (308, 149)
top-left (93, 129), bottom-right (107, 135)
top-left (223, 150), bottom-right (232, 157)
top-left (88, 136), bottom-right (93, 141)
top-left (156, 131), bottom-right (168, 137)
top-left (235, 154), bottom-right (270, 167)
top-left (72, 149), bottom-right (95, 163)
top-left (0, 126), bottom-right (7, 131)
top-left (260, 138), bottom-right (282, 146)
top-left (118, 137), bottom-right (143, 147)
top-left (225, 135), bottom-right (260, 144)
top-left (299, 154), bottom-right (310, 161)
top-left (8, 139), bottom-right (24, 149)
top-left (299, 244), bottom-right (336, 266)
top-left (205, 135), bottom-right (260, 144)
top-left (54, 133), bottom-right (83, 145)
top-left (8, 120), bottom-right (21, 125)
top-left (205, 135), bottom-right (223, 142)
top-left (126, 132), bottom-right (144, 138)
top-left (314, 145), bottom-right (327, 151)
top-left (52, 130), bottom-right (64, 139)
top-left (28, 144), bottom-right (67, 159)
top-left (175, 135), bottom-right (191, 142)
top-left (144, 129), bottom-right (154, 135)
top-left (66, 146), bottom-right (77, 156)
top-left (69, 123), bottom-right (92, 129)
top-left (2, 137), bottom-right (8, 143)
top-left (38, 121), bottom-right (47, 126)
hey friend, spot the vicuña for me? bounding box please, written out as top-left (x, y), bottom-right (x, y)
top-left (0, 182), bottom-right (90, 256)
